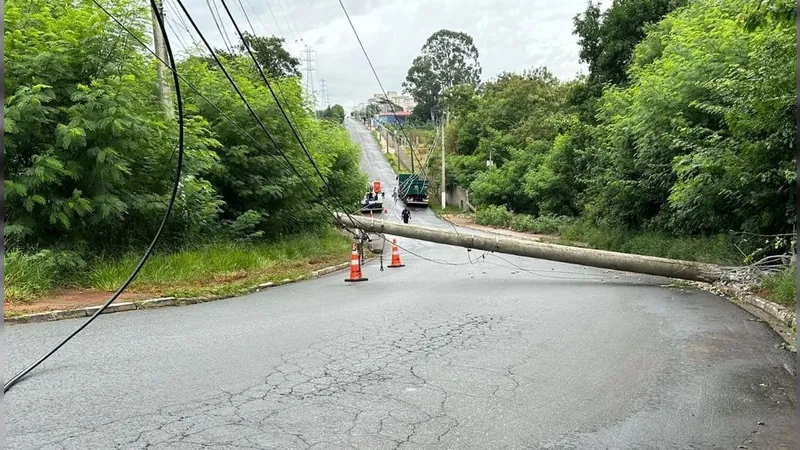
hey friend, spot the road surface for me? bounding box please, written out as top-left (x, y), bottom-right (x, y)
top-left (4, 118), bottom-right (796, 449)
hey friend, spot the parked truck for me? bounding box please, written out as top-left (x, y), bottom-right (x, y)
top-left (397, 173), bottom-right (429, 207)
top-left (360, 180), bottom-right (384, 214)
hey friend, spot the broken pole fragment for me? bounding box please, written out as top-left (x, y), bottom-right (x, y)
top-left (334, 213), bottom-right (723, 283)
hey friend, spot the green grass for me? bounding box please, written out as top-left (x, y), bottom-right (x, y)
top-left (472, 205), bottom-right (743, 265)
top-left (760, 266), bottom-right (797, 308)
top-left (383, 151), bottom-right (399, 172)
top-left (4, 251), bottom-right (59, 301)
top-left (4, 249), bottom-right (85, 302)
top-left (5, 230), bottom-right (353, 303)
top-left (559, 220), bottom-right (743, 265)
top-left (432, 204), bottom-right (463, 215)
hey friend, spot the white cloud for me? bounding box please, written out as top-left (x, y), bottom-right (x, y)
top-left (167, 0), bottom-right (598, 110)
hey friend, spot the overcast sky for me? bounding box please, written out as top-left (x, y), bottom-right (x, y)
top-left (166, 0), bottom-right (609, 110)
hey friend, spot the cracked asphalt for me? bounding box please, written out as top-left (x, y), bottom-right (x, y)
top-left (4, 119), bottom-right (796, 449)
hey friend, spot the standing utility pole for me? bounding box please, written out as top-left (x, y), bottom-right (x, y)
top-left (302, 46), bottom-right (318, 115)
top-left (151, 0), bottom-right (174, 118)
top-left (440, 113), bottom-right (447, 208)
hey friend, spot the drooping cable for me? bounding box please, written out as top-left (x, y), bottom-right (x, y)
top-left (216, 0), bottom-right (365, 235)
top-left (275, 0), bottom-right (302, 43)
top-left (337, 0), bottom-right (424, 171)
top-left (173, 0), bottom-right (361, 238)
top-left (4, 0), bottom-right (185, 393)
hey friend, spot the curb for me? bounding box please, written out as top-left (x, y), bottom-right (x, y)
top-left (4, 257), bottom-right (373, 326)
top-left (694, 281), bottom-right (797, 346)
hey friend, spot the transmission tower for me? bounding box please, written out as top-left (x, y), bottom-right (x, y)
top-left (302, 46), bottom-right (318, 115)
top-left (319, 79), bottom-right (330, 110)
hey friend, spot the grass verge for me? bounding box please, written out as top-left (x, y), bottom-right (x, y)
top-left (759, 266), bottom-right (797, 308)
top-left (5, 230), bottom-right (353, 315)
top-left (383, 151), bottom-right (399, 171)
top-left (473, 205), bottom-right (743, 265)
top-left (559, 220), bottom-right (743, 265)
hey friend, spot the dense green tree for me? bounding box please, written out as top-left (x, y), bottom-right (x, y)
top-left (4, 0), bottom-right (365, 252)
top-left (585, 0), bottom-right (795, 234)
top-left (179, 56), bottom-right (363, 237)
top-left (4, 0), bottom-right (218, 249)
top-left (447, 0), bottom-right (795, 238)
top-left (573, 0), bottom-right (687, 87)
top-left (403, 30), bottom-right (481, 122)
top-left (319, 104), bottom-right (345, 123)
top-left (239, 32), bottom-right (300, 79)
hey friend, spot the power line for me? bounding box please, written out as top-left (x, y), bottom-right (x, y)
top-left (235, 0), bottom-right (258, 36)
top-left (205, 0), bottom-right (235, 52)
top-left (275, 0), bottom-right (303, 43)
top-left (336, 0), bottom-right (424, 171)
top-left (215, 0), bottom-right (366, 236)
top-left (173, 0), bottom-right (362, 238)
top-left (5, 0), bottom-right (186, 393)
top-left (239, 0), bottom-right (271, 36)
top-left (262, 0), bottom-right (286, 37)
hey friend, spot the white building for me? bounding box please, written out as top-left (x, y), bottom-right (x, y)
top-left (368, 91), bottom-right (416, 113)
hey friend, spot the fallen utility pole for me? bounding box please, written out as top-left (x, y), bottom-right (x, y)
top-left (334, 213), bottom-right (724, 283)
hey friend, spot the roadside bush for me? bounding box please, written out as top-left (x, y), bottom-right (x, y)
top-left (760, 266), bottom-right (796, 308)
top-left (4, 250), bottom-right (86, 301)
top-left (526, 214), bottom-right (573, 234)
top-left (560, 219), bottom-right (743, 264)
top-left (509, 214), bottom-right (537, 232)
top-left (475, 204), bottom-right (513, 227)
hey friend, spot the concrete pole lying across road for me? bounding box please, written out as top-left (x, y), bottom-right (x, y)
top-left (335, 213), bottom-right (724, 283)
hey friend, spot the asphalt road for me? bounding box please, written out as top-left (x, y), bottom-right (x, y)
top-left (4, 119), bottom-right (796, 449)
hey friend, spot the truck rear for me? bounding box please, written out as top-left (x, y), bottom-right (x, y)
top-left (397, 173), bottom-right (429, 207)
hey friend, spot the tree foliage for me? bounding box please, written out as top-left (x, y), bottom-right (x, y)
top-left (573, 0), bottom-right (687, 87)
top-left (319, 104), bottom-right (345, 123)
top-left (403, 30), bottom-right (482, 122)
top-left (447, 0), bottom-right (796, 238)
top-left (4, 0), bottom-right (364, 253)
top-left (240, 32), bottom-right (301, 79)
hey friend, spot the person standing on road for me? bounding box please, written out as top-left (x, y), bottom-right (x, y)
top-left (401, 207), bottom-right (411, 224)
top-left (392, 186), bottom-right (398, 201)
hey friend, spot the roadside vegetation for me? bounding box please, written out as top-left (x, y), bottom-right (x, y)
top-left (5, 231), bottom-right (352, 305)
top-left (4, 0), bottom-right (365, 312)
top-left (396, 0), bottom-right (796, 274)
top-left (759, 267), bottom-right (797, 308)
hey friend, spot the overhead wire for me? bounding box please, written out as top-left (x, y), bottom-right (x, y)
top-left (173, 0), bottom-right (362, 238)
top-left (215, 0), bottom-right (369, 236)
top-left (4, 0), bottom-right (186, 393)
top-left (215, 0), bottom-right (365, 232)
top-left (205, 0), bottom-right (235, 53)
top-left (100, 0), bottom-right (360, 240)
top-left (262, 0), bottom-right (286, 38)
top-left (239, 0), bottom-right (271, 38)
top-left (163, 0), bottom-right (205, 51)
top-left (336, 0), bottom-right (425, 172)
top-left (275, 0), bottom-right (303, 43)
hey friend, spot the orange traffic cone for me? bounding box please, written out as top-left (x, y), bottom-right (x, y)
top-left (345, 244), bottom-right (368, 282)
top-left (388, 239), bottom-right (405, 268)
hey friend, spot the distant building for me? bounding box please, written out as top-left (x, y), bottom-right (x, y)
top-left (367, 91), bottom-right (416, 114)
top-left (376, 110), bottom-right (412, 125)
